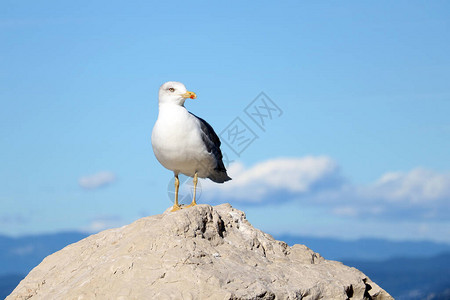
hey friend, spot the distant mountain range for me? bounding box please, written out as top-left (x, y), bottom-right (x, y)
top-left (1, 231), bottom-right (449, 299)
top-left (0, 232), bottom-right (88, 276)
top-left (344, 252), bottom-right (450, 300)
top-left (0, 274), bottom-right (23, 300)
top-left (276, 234), bottom-right (450, 261)
top-left (0, 232), bottom-right (88, 299)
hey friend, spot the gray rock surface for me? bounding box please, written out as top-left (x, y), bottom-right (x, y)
top-left (7, 204), bottom-right (393, 299)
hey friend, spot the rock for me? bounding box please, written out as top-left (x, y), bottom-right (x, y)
top-left (7, 204), bottom-right (393, 299)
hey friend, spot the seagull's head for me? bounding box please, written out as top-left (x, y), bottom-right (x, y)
top-left (158, 81), bottom-right (197, 106)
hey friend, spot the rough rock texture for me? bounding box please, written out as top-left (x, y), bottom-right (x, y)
top-left (8, 204), bottom-right (393, 299)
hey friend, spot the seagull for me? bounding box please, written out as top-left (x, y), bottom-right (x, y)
top-left (151, 81), bottom-right (231, 211)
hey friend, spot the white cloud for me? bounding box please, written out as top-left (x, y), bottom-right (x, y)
top-left (202, 156), bottom-right (342, 203)
top-left (343, 168), bottom-right (450, 220)
top-left (78, 171), bottom-right (116, 190)
top-left (201, 156), bottom-right (450, 221)
top-left (363, 168), bottom-right (450, 203)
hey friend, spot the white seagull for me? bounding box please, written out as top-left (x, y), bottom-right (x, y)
top-left (151, 81), bottom-right (231, 211)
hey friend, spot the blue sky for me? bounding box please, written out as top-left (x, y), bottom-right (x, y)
top-left (1, 1), bottom-right (449, 243)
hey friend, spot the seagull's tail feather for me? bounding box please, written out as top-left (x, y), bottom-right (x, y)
top-left (208, 171), bottom-right (232, 183)
top-left (208, 155), bottom-right (232, 183)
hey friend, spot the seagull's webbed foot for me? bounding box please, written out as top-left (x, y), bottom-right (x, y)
top-left (185, 201), bottom-right (196, 208)
top-left (170, 204), bottom-right (182, 212)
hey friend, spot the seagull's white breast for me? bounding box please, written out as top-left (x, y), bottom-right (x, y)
top-left (151, 104), bottom-right (215, 177)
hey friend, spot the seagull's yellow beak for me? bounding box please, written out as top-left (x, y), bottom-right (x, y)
top-left (181, 91), bottom-right (197, 99)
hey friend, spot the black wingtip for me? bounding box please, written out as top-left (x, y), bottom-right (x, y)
top-left (208, 173), bottom-right (232, 183)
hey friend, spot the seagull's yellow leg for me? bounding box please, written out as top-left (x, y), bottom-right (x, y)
top-left (186, 172), bottom-right (198, 208)
top-left (171, 175), bottom-right (181, 212)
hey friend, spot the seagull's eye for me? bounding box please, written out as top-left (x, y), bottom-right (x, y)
top-left (168, 88), bottom-right (175, 92)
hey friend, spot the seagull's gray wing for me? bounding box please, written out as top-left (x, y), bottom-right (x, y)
top-left (189, 112), bottom-right (231, 183)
